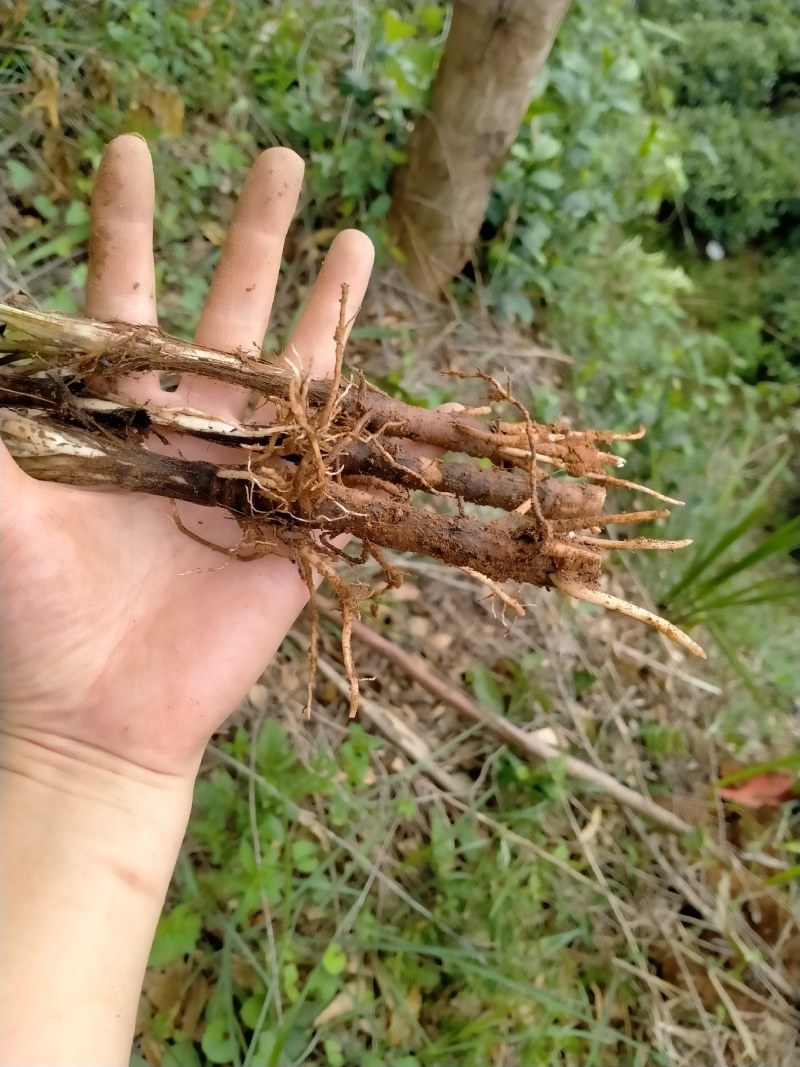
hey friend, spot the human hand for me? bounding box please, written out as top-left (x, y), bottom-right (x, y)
top-left (0, 133), bottom-right (375, 782)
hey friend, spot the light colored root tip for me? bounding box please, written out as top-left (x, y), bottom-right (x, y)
top-left (587, 472), bottom-right (685, 506)
top-left (595, 508), bottom-right (671, 527)
top-left (341, 610), bottom-right (360, 718)
top-left (464, 567), bottom-right (525, 618)
top-left (577, 536), bottom-right (693, 552)
top-left (614, 425), bottom-right (647, 442)
top-left (554, 579), bottom-right (706, 659)
top-left (296, 554), bottom-right (318, 719)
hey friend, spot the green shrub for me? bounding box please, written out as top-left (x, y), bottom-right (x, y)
top-left (633, 0), bottom-right (800, 393)
top-left (640, 0), bottom-right (800, 103)
top-left (476, 0), bottom-right (686, 324)
top-left (674, 106), bottom-right (800, 250)
top-left (643, 18), bottom-right (780, 110)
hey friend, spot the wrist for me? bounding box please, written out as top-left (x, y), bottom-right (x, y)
top-left (0, 728), bottom-right (195, 1066)
top-left (0, 724), bottom-right (197, 831)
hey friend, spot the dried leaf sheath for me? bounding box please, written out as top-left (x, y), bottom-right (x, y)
top-left (0, 301), bottom-right (705, 696)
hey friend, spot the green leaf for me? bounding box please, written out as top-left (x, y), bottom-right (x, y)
top-left (429, 807), bottom-right (456, 876)
top-left (162, 1040), bottom-right (202, 1067)
top-left (499, 290), bottom-right (535, 322)
top-left (571, 669), bottom-right (596, 697)
top-left (324, 1037), bottom-right (346, 1067)
top-left (290, 838), bottom-right (319, 874)
top-left (6, 159), bottom-right (34, 192)
top-left (717, 753), bottom-right (800, 787)
top-left (520, 218), bottom-right (552, 257)
top-left (208, 139), bottom-right (248, 170)
top-left (281, 961), bottom-right (301, 1002)
top-left (240, 993), bottom-right (265, 1030)
top-left (418, 5), bottom-right (444, 33)
top-left (64, 201), bottom-right (90, 227)
top-left (704, 518), bottom-right (800, 590)
top-left (383, 9), bottom-right (416, 44)
top-left (531, 168), bottom-right (564, 190)
top-left (663, 453), bottom-right (791, 612)
top-left (469, 664), bottom-right (505, 716)
top-left (338, 723), bottom-right (381, 786)
top-left (32, 194), bottom-right (58, 220)
top-left (495, 291), bottom-right (536, 324)
top-left (612, 56), bottom-right (640, 82)
top-left (256, 719), bottom-right (293, 774)
top-left (766, 863), bottom-right (800, 887)
top-left (321, 942), bottom-right (347, 976)
top-left (201, 1018), bottom-right (237, 1064)
top-left (531, 132), bottom-right (562, 162)
top-left (367, 192), bottom-right (392, 219)
top-left (395, 795), bottom-right (417, 818)
top-left (53, 224), bottom-right (91, 257)
top-left (681, 578), bottom-right (798, 618)
top-left (253, 1031), bottom-right (278, 1062)
top-left (148, 903), bottom-right (201, 967)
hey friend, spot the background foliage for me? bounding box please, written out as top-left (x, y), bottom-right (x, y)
top-left (2, 1), bottom-right (799, 1064)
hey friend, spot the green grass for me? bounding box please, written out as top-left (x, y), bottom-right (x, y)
top-left (141, 709), bottom-right (658, 1066)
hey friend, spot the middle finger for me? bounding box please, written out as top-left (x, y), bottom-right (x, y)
top-left (171, 147), bottom-right (304, 419)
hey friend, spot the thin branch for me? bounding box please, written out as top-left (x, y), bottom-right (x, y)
top-left (317, 597), bottom-right (698, 836)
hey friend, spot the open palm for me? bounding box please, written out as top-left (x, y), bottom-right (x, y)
top-left (0, 135), bottom-right (374, 778)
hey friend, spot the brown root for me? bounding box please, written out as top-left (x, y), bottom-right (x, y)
top-left (0, 296), bottom-right (706, 711)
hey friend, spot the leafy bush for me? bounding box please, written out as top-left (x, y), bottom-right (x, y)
top-left (673, 106), bottom-right (800, 250)
top-left (639, 0), bottom-right (800, 109)
top-left (684, 250), bottom-right (800, 393)
top-left (478, 0), bottom-right (686, 325)
top-left (758, 251), bottom-right (800, 379)
top-left (635, 0), bottom-right (800, 392)
top-left (643, 19), bottom-right (780, 110)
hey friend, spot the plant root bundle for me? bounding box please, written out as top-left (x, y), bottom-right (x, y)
top-left (0, 295), bottom-right (704, 713)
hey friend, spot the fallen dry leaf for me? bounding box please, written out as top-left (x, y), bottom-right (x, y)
top-left (180, 972), bottom-right (210, 1040)
top-left (142, 961), bottom-right (188, 1020)
top-left (718, 771), bottom-right (797, 808)
top-left (388, 985), bottom-right (422, 1046)
top-left (314, 987), bottom-right (356, 1027)
top-left (144, 85), bottom-right (185, 135)
top-left (22, 52), bottom-right (60, 130)
top-left (139, 1032), bottom-right (164, 1067)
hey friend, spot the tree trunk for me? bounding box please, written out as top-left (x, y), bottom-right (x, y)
top-left (389, 0), bottom-right (570, 295)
